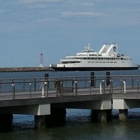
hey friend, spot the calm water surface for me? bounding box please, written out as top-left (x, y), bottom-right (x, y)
top-left (0, 70), bottom-right (140, 140)
top-left (1, 109), bottom-right (140, 140)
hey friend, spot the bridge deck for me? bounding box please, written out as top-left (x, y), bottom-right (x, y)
top-left (0, 75), bottom-right (140, 107)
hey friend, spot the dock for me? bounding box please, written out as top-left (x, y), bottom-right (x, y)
top-left (0, 75), bottom-right (140, 129)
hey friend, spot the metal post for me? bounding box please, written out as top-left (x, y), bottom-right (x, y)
top-left (94, 76), bottom-right (96, 88)
top-left (91, 72), bottom-right (95, 87)
top-left (29, 83), bottom-right (32, 98)
top-left (89, 81), bottom-right (91, 95)
top-left (137, 79), bottom-right (139, 93)
top-left (85, 77), bottom-right (86, 88)
top-left (42, 83), bottom-right (45, 98)
top-left (120, 80), bottom-right (123, 93)
top-left (0, 80), bottom-right (1, 92)
top-left (34, 78), bottom-right (36, 91)
top-left (103, 80), bottom-right (105, 94)
top-left (72, 80), bottom-right (74, 93)
top-left (110, 79), bottom-right (113, 93)
top-left (132, 76), bottom-right (134, 88)
top-left (100, 80), bottom-right (105, 94)
top-left (100, 81), bottom-right (102, 94)
top-left (106, 72), bottom-right (110, 87)
top-left (60, 81), bottom-right (63, 96)
top-left (123, 81), bottom-right (126, 93)
top-left (75, 81), bottom-right (78, 95)
top-left (56, 79), bottom-right (58, 96)
top-left (44, 82), bottom-right (48, 97)
top-left (45, 73), bottom-right (49, 89)
top-left (23, 79), bottom-right (25, 92)
top-left (120, 80), bottom-right (126, 93)
top-left (12, 84), bottom-right (15, 99)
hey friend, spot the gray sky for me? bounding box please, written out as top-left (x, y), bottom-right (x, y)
top-left (0, 0), bottom-right (140, 67)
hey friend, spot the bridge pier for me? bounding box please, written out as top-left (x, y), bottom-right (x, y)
top-left (35, 107), bottom-right (66, 128)
top-left (113, 99), bottom-right (129, 121)
top-left (34, 115), bottom-right (46, 129)
top-left (119, 109), bottom-right (128, 121)
top-left (45, 108), bottom-right (66, 127)
top-left (0, 114), bottom-right (13, 131)
top-left (91, 109), bottom-right (111, 122)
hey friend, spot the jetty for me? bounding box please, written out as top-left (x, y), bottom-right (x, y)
top-left (0, 67), bottom-right (53, 72)
top-left (0, 74), bottom-right (140, 129)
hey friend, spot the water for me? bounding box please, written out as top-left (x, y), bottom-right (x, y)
top-left (1, 109), bottom-right (140, 140)
top-left (0, 70), bottom-right (140, 140)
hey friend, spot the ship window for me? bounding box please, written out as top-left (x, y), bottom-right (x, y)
top-left (62, 62), bottom-right (68, 64)
top-left (62, 61), bottom-right (81, 64)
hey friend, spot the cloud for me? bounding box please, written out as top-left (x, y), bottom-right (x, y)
top-left (62, 11), bottom-right (103, 18)
top-left (20, 0), bottom-right (62, 4)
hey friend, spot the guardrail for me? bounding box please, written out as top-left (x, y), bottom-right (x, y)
top-left (0, 75), bottom-right (140, 100)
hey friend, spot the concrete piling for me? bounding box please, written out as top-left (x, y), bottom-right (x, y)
top-left (0, 114), bottom-right (13, 131)
top-left (91, 110), bottom-right (111, 122)
top-left (119, 109), bottom-right (128, 121)
top-left (34, 115), bottom-right (46, 129)
top-left (45, 108), bottom-right (66, 127)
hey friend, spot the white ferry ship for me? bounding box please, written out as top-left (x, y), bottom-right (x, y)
top-left (50, 43), bottom-right (139, 71)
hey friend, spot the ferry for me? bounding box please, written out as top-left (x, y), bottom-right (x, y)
top-left (50, 43), bottom-right (139, 71)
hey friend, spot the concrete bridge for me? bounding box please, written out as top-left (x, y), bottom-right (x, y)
top-left (0, 74), bottom-right (140, 129)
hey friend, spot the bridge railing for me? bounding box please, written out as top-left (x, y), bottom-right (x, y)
top-left (0, 75), bottom-right (140, 100)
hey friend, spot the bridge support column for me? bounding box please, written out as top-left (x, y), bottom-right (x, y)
top-left (45, 108), bottom-right (66, 127)
top-left (0, 114), bottom-right (13, 131)
top-left (119, 109), bottom-right (128, 121)
top-left (91, 110), bottom-right (111, 122)
top-left (34, 115), bottom-right (46, 129)
top-left (113, 99), bottom-right (128, 121)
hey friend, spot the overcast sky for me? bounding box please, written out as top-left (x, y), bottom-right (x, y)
top-left (0, 0), bottom-right (140, 67)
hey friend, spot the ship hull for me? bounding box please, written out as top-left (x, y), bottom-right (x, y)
top-left (51, 66), bottom-right (139, 71)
